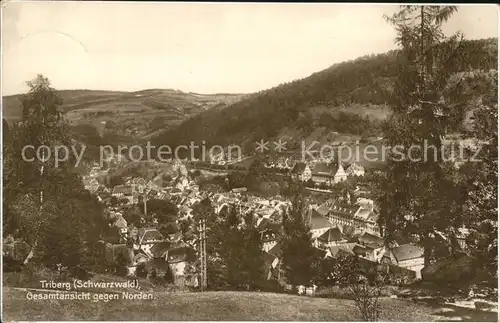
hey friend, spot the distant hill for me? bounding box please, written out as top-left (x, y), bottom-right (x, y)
top-left (2, 89), bottom-right (247, 143)
top-left (151, 38), bottom-right (497, 156)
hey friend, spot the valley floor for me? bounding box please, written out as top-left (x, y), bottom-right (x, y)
top-left (3, 288), bottom-right (497, 321)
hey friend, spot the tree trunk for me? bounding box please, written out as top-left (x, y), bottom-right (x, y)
top-left (23, 242), bottom-right (36, 265)
top-left (424, 245), bottom-right (432, 266)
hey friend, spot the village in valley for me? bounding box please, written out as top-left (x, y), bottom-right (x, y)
top-left (81, 146), bottom-right (456, 292)
top-left (2, 3), bottom-right (498, 321)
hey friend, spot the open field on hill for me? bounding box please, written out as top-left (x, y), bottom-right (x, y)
top-left (2, 89), bottom-right (246, 138)
top-left (3, 288), bottom-right (497, 321)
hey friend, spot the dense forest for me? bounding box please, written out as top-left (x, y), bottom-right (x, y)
top-left (151, 38), bottom-right (497, 153)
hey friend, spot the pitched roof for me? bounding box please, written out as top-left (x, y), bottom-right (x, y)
top-left (263, 251), bottom-right (276, 268)
top-left (309, 209), bottom-right (332, 231)
top-left (313, 247), bottom-right (328, 258)
top-left (382, 249), bottom-right (391, 260)
top-left (353, 244), bottom-right (372, 255)
top-left (133, 251), bottom-right (151, 263)
top-left (334, 164), bottom-right (346, 177)
top-left (358, 232), bottom-right (384, 248)
top-left (167, 245), bottom-right (196, 263)
top-left (391, 244), bottom-right (424, 262)
top-left (329, 204), bottom-right (360, 217)
top-left (138, 228), bottom-right (164, 244)
top-left (329, 243), bottom-right (356, 258)
top-left (355, 197), bottom-right (374, 208)
top-left (149, 241), bottom-right (170, 258)
top-left (112, 216), bottom-right (128, 229)
top-left (255, 208), bottom-right (276, 219)
top-left (356, 208), bottom-right (374, 221)
top-left (257, 218), bottom-right (281, 233)
top-left (312, 162), bottom-right (334, 175)
top-left (268, 243), bottom-right (282, 258)
top-left (317, 227), bottom-right (344, 243)
top-left (316, 204), bottom-right (330, 217)
top-left (292, 162), bottom-right (307, 173)
top-left (113, 185), bottom-right (132, 195)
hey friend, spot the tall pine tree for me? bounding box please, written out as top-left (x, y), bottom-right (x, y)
top-left (378, 6), bottom-right (472, 264)
top-left (236, 212), bottom-right (265, 290)
top-left (280, 185), bottom-right (318, 288)
top-left (457, 70), bottom-right (498, 281)
top-left (209, 206), bottom-right (265, 290)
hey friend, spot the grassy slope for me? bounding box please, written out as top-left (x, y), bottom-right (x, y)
top-left (3, 288), bottom-right (475, 321)
top-left (2, 89), bottom-right (247, 138)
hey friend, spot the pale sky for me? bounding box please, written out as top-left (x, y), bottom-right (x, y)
top-left (2, 2), bottom-right (498, 95)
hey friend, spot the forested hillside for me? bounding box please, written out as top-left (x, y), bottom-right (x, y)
top-left (152, 38), bottom-right (497, 152)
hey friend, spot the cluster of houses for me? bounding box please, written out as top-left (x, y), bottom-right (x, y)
top-left (86, 157), bottom-right (411, 287)
top-left (83, 160), bottom-right (199, 205)
top-left (99, 191), bottom-right (298, 286)
top-left (82, 161), bottom-right (201, 285)
top-left (258, 201), bottom-right (424, 281)
top-left (84, 156), bottom-right (472, 290)
top-left (291, 161), bottom-right (365, 185)
top-left (255, 195), bottom-right (427, 283)
top-left (309, 211), bottom-right (425, 280)
top-left (82, 164), bottom-right (108, 193)
top-left (212, 193), bottom-right (291, 219)
top-left (257, 197), bottom-right (473, 285)
top-left (100, 225), bottom-right (198, 286)
top-left (86, 159), bottom-right (301, 286)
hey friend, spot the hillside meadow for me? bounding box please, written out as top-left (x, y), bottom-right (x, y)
top-left (6, 288), bottom-right (497, 321)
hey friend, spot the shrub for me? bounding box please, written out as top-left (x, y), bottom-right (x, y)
top-left (348, 276), bottom-right (383, 321)
top-left (3, 256), bottom-right (24, 273)
top-left (114, 253), bottom-right (128, 277)
top-left (4, 264), bottom-right (58, 289)
top-left (330, 255), bottom-right (386, 321)
top-left (164, 266), bottom-right (174, 284)
top-left (136, 263), bottom-right (148, 278)
top-left (260, 280), bottom-right (285, 293)
top-left (69, 265), bottom-right (93, 280)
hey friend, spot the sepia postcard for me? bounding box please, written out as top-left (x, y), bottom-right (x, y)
top-left (1, 1), bottom-right (499, 321)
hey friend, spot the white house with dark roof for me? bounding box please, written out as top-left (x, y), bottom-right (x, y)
top-left (346, 162), bottom-right (365, 177)
top-left (357, 231), bottom-right (384, 248)
top-left (327, 204), bottom-right (362, 226)
top-left (257, 218), bottom-right (281, 252)
top-left (325, 243), bottom-right (357, 259)
top-left (354, 208), bottom-right (380, 235)
top-left (112, 185), bottom-right (133, 198)
top-left (311, 162), bottom-right (336, 184)
top-left (316, 226), bottom-right (346, 248)
top-left (137, 228), bottom-right (164, 257)
top-left (355, 197), bottom-right (374, 211)
top-left (292, 163), bottom-right (312, 182)
top-left (308, 208), bottom-right (333, 242)
top-left (326, 203), bottom-right (380, 235)
top-left (166, 241), bottom-right (197, 286)
top-left (333, 164), bottom-right (347, 183)
top-left (84, 177), bottom-right (100, 193)
top-left (387, 244), bottom-right (425, 279)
